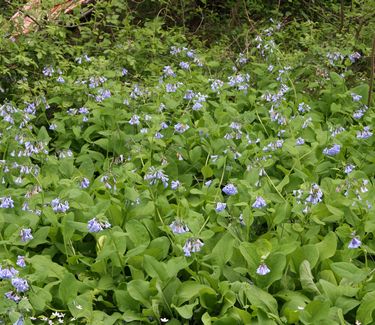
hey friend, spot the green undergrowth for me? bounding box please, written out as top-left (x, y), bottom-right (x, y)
top-left (0, 1), bottom-right (374, 324)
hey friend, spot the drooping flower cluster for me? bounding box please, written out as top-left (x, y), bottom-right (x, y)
top-left (20, 228), bottom-right (33, 242)
top-left (323, 144), bottom-right (341, 156)
top-left (356, 127), bottom-right (372, 139)
top-left (144, 166), bottom-right (169, 188)
top-left (51, 198), bottom-right (70, 213)
top-left (215, 202), bottom-right (226, 212)
top-left (0, 196), bottom-right (14, 208)
top-left (1, 262), bottom-right (29, 303)
top-left (222, 183), bottom-right (238, 195)
top-left (174, 123), bottom-right (190, 133)
top-left (305, 183), bottom-right (323, 205)
top-left (348, 236), bottom-right (361, 249)
top-left (80, 178), bottom-right (90, 189)
top-left (169, 220), bottom-right (189, 234)
top-left (87, 218), bottom-right (111, 233)
top-left (252, 196), bottom-right (267, 208)
top-left (256, 262), bottom-right (271, 276)
top-left (183, 238), bottom-right (204, 257)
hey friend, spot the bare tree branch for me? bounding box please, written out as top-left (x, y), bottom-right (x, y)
top-left (10, 0), bottom-right (94, 38)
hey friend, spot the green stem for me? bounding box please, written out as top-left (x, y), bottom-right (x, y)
top-left (368, 35), bottom-right (375, 107)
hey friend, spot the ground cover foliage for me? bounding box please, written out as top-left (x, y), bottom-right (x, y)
top-left (0, 0), bottom-right (375, 324)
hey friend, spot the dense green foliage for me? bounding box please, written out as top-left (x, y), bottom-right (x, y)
top-left (0, 0), bottom-right (374, 324)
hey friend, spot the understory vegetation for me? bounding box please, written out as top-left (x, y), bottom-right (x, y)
top-left (0, 0), bottom-right (374, 324)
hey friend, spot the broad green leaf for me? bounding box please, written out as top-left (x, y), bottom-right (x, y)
top-left (299, 300), bottom-right (330, 324)
top-left (292, 245), bottom-right (319, 272)
top-left (143, 255), bottom-right (168, 281)
top-left (176, 282), bottom-right (215, 305)
top-left (300, 260), bottom-right (320, 294)
top-left (316, 231), bottom-right (337, 261)
top-left (211, 232), bottom-right (235, 266)
top-left (356, 291), bottom-right (375, 325)
top-left (331, 262), bottom-right (368, 283)
top-left (127, 280), bottom-right (152, 308)
top-left (29, 255), bottom-right (67, 281)
top-left (125, 219), bottom-right (150, 247)
top-left (59, 273), bottom-right (79, 304)
top-left (244, 283), bottom-right (278, 316)
top-left (172, 300), bottom-right (199, 319)
top-left (29, 286), bottom-right (52, 311)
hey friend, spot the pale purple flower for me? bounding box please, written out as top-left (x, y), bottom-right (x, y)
top-left (348, 52), bottom-right (361, 63)
top-left (89, 76), bottom-right (107, 88)
top-left (353, 109), bottom-right (365, 119)
top-left (191, 93), bottom-right (205, 110)
top-left (11, 277), bottom-right (29, 292)
top-left (79, 107), bottom-right (89, 115)
top-left (122, 68), bottom-right (128, 76)
top-left (344, 164), bottom-right (355, 174)
top-left (163, 66), bottom-right (175, 77)
top-left (215, 202), bottom-right (226, 212)
top-left (305, 183), bottom-right (323, 205)
top-left (130, 84), bottom-right (143, 99)
top-left (87, 218), bottom-right (111, 233)
top-left (154, 132), bottom-right (164, 139)
top-left (0, 266), bottom-right (18, 279)
top-left (210, 79), bottom-right (224, 92)
top-left (51, 198), bottom-right (69, 213)
top-left (357, 127), bottom-right (372, 139)
top-left (171, 180), bottom-right (181, 190)
top-left (360, 180), bottom-right (369, 193)
top-left (87, 218), bottom-right (102, 233)
top-left (80, 178), bottom-right (90, 189)
top-left (129, 115), bottom-right (140, 125)
top-left (20, 228), bottom-right (33, 242)
top-left (42, 66), bottom-right (54, 77)
top-left (140, 128), bottom-right (148, 134)
top-left (174, 123), bottom-right (190, 133)
top-left (0, 196), bottom-right (14, 208)
top-left (166, 83), bottom-right (178, 93)
top-left (323, 144), bottom-right (341, 156)
top-left (56, 76), bottom-right (65, 83)
top-left (296, 137), bottom-right (305, 145)
top-left (179, 61), bottom-right (190, 70)
top-left (256, 263), bottom-right (271, 275)
top-left (16, 256), bottom-right (26, 268)
top-left (144, 166), bottom-right (169, 187)
top-left (298, 102), bottom-right (311, 113)
top-left (222, 184), bottom-right (238, 195)
top-left (237, 53), bottom-right (247, 65)
top-left (302, 117), bottom-right (312, 129)
top-left (169, 220), bottom-right (189, 234)
top-left (186, 50), bottom-right (195, 58)
top-left (95, 89), bottom-right (111, 102)
top-left (170, 46), bottom-right (181, 55)
top-left (351, 93), bottom-right (362, 102)
top-left (5, 291), bottom-right (21, 303)
top-left (252, 196), bottom-right (267, 208)
top-left (184, 90), bottom-right (195, 100)
top-left (205, 180), bottom-right (212, 187)
top-left (183, 238), bottom-right (204, 257)
top-left (348, 236), bottom-right (361, 249)
top-left (331, 126), bottom-right (345, 137)
top-left (160, 122), bottom-right (168, 129)
top-left (229, 122), bottom-right (241, 130)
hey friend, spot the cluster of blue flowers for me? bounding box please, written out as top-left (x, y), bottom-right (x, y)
top-left (1, 258), bottom-right (28, 303)
top-left (87, 218), bottom-right (111, 233)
